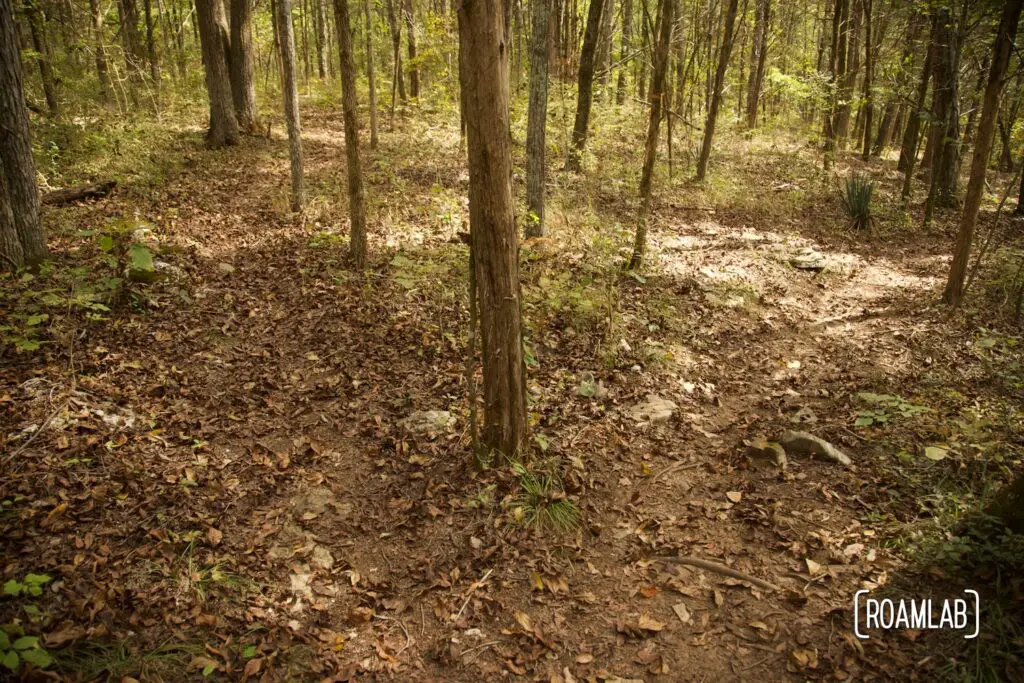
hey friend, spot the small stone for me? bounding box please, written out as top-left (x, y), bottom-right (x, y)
top-left (399, 410), bottom-right (454, 435)
top-left (626, 394), bottom-right (677, 424)
top-left (789, 247), bottom-right (828, 271)
top-left (311, 545), bottom-right (334, 570)
top-left (217, 262), bottom-right (236, 274)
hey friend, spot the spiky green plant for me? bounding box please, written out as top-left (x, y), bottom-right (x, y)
top-left (510, 464), bottom-right (581, 533)
top-left (840, 174), bottom-right (876, 232)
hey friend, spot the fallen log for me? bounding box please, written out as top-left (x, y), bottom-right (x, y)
top-left (41, 180), bottom-right (117, 206)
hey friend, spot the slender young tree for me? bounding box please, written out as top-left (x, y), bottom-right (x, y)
top-left (525, 0), bottom-right (551, 237)
top-left (859, 0), bottom-right (872, 160)
top-left (942, 0), bottom-right (1023, 306)
top-left (404, 0), bottom-right (419, 97)
top-left (196, 0), bottom-right (239, 146)
top-left (745, 0), bottom-right (768, 128)
top-left (923, 4), bottom-right (959, 223)
top-left (89, 0), bottom-right (113, 104)
top-left (26, 1), bottom-right (59, 115)
top-left (0, 0), bottom-right (45, 267)
top-left (615, 0), bottom-right (632, 104)
top-left (334, 0), bottom-right (367, 267)
top-left (628, 0), bottom-right (673, 270)
top-left (143, 0), bottom-right (160, 84)
top-left (276, 0), bottom-right (303, 210)
top-left (900, 14), bottom-right (934, 197)
top-left (566, 0), bottom-right (605, 171)
top-left (365, 0), bottom-right (379, 148)
top-left (458, 0), bottom-right (528, 459)
top-left (695, 0), bottom-right (739, 180)
top-left (230, 0), bottom-right (260, 132)
top-left (385, 0), bottom-right (405, 108)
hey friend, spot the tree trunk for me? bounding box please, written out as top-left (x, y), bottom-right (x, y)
top-left (143, 0), bottom-right (160, 84)
top-left (565, 0), bottom-right (605, 171)
top-left (859, 0), bottom-right (871, 160)
top-left (628, 0), bottom-right (672, 270)
top-left (89, 0), bottom-right (112, 103)
top-left (457, 0), bottom-right (528, 459)
top-left (942, 0), bottom-right (1022, 307)
top-left (386, 0), bottom-right (405, 102)
top-left (315, 0), bottom-right (327, 77)
top-left (637, 0), bottom-right (647, 100)
top-left (822, 0), bottom-right (843, 166)
top-left (26, 2), bottom-right (59, 115)
top-left (365, 0), bottom-right (378, 148)
top-left (596, 0), bottom-right (613, 97)
top-left (118, 0), bottom-right (144, 97)
top-left (695, 0), bottom-right (739, 181)
top-left (835, 0), bottom-right (856, 144)
top-left (230, 0), bottom-right (260, 132)
top-left (744, 0), bottom-right (767, 128)
top-left (404, 0), bottom-right (419, 98)
top-left (871, 100), bottom-right (893, 155)
top-left (0, 0), bottom-right (45, 266)
top-left (899, 14), bottom-right (933, 196)
top-left (334, 0), bottom-right (367, 267)
top-left (0, 171), bottom-right (24, 271)
top-left (525, 0), bottom-right (550, 237)
top-left (615, 0), bottom-right (631, 104)
top-left (196, 0), bottom-right (239, 146)
top-left (276, 0), bottom-right (303, 210)
top-left (923, 4), bottom-right (959, 222)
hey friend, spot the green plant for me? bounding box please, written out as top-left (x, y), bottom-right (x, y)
top-left (2, 573), bottom-right (51, 598)
top-left (840, 174), bottom-right (876, 232)
top-left (0, 626), bottom-right (53, 672)
top-left (509, 463), bottom-right (580, 533)
top-left (853, 392), bottom-right (930, 426)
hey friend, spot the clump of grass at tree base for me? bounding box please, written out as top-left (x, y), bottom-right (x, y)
top-left (840, 174), bottom-right (876, 232)
top-left (508, 462), bottom-right (580, 533)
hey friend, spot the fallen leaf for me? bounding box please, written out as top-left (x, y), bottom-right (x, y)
top-left (637, 613), bottom-right (665, 632)
top-left (514, 610), bottom-right (533, 632)
top-left (924, 446), bottom-right (948, 461)
top-left (206, 527), bottom-right (223, 546)
top-left (726, 491), bottom-right (743, 503)
top-left (672, 602), bottom-right (692, 625)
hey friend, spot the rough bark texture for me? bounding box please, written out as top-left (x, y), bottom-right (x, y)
top-left (365, 0), bottom-right (378, 148)
top-left (615, 0), bottom-right (631, 104)
top-left (628, 0), bottom-right (672, 270)
top-left (334, 0), bottom-right (367, 267)
top-left (525, 0), bottom-right (550, 238)
top-left (942, 0), bottom-right (1022, 306)
top-left (404, 0), bottom-right (419, 97)
top-left (900, 15), bottom-right (933, 196)
top-left (859, 0), bottom-right (871, 160)
top-left (566, 0), bottom-right (605, 171)
top-left (276, 0), bottom-right (304, 211)
top-left (924, 5), bottom-right (959, 219)
top-left (744, 0), bottom-right (768, 128)
top-left (143, 0), bottom-right (160, 83)
top-left (26, 2), bottom-right (59, 115)
top-left (118, 0), bottom-right (145, 92)
top-left (196, 0), bottom-right (239, 146)
top-left (89, 0), bottom-right (112, 103)
top-left (597, 0), bottom-right (613, 95)
top-left (695, 0), bottom-right (739, 180)
top-left (457, 0), bottom-right (528, 458)
top-left (822, 0), bottom-right (843, 165)
top-left (315, 0), bottom-right (327, 77)
top-left (0, 170), bottom-right (23, 271)
top-left (230, 0), bottom-right (260, 132)
top-left (42, 180), bottom-right (117, 205)
top-left (0, 0), bottom-right (45, 265)
top-left (386, 0), bottom-right (405, 102)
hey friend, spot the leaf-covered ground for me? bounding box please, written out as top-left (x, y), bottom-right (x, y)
top-left (2, 100), bottom-right (1023, 681)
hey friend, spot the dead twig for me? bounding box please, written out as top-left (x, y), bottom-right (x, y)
top-left (655, 555), bottom-right (782, 592)
top-left (374, 614), bottom-right (412, 656)
top-left (452, 567), bottom-right (493, 623)
top-left (651, 459), bottom-right (701, 481)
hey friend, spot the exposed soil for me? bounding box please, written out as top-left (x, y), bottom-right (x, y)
top-left (2, 105), bottom-right (1021, 682)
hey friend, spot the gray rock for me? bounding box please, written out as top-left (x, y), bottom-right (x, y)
top-left (626, 394), bottom-right (677, 423)
top-left (216, 262), bottom-right (236, 274)
top-left (789, 247), bottom-right (828, 271)
top-left (779, 430), bottom-right (852, 467)
top-left (400, 409), bottom-right (454, 435)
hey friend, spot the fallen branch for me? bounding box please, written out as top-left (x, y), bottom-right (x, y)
top-left (42, 180), bottom-right (117, 206)
top-left (654, 555), bottom-right (782, 593)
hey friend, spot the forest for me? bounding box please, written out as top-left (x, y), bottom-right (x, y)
top-left (2, 0), bottom-right (1024, 679)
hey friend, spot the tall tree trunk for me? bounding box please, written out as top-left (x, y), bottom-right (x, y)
top-left (230, 0), bottom-right (260, 132)
top-left (596, 0), bottom-right (613, 97)
top-left (900, 14), bottom-right (934, 196)
top-left (822, 0), bottom-right (843, 166)
top-left (566, 0), bottom-right (605, 171)
top-left (386, 0), bottom-right (405, 102)
top-left (0, 171), bottom-right (23, 271)
top-left (0, 0), bottom-right (45, 266)
top-left (26, 2), bottom-right (59, 115)
top-left (196, 0), bottom-right (239, 146)
top-left (457, 0), bottom-right (527, 459)
top-left (334, 0), bottom-right (367, 267)
top-left (637, 0), bottom-right (647, 100)
top-left (118, 0), bottom-right (144, 97)
top-left (871, 100), bottom-right (893, 155)
top-left (525, 0), bottom-right (550, 237)
top-left (942, 0), bottom-right (1022, 306)
top-left (314, 0), bottom-right (327, 77)
top-left (859, 0), bottom-right (871, 160)
top-left (365, 0), bottom-right (378, 148)
top-left (628, 0), bottom-right (672, 270)
top-left (834, 0), bottom-right (855, 144)
top-left (923, 4), bottom-right (959, 222)
top-left (695, 0), bottom-right (739, 180)
top-left (615, 0), bottom-right (631, 103)
top-left (744, 0), bottom-right (767, 128)
top-left (404, 0), bottom-right (418, 97)
top-left (143, 0), bottom-right (160, 84)
top-left (276, 0), bottom-right (303, 210)
top-left (89, 0), bottom-right (112, 103)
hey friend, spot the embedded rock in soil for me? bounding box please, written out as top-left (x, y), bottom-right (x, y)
top-left (399, 409), bottom-right (454, 435)
top-left (789, 247), bottom-right (829, 271)
top-left (626, 394), bottom-right (677, 423)
top-left (779, 430), bottom-right (852, 467)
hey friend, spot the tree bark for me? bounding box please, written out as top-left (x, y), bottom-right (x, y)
top-left (457, 0), bottom-right (528, 459)
top-left (334, 0), bottom-right (367, 267)
top-left (900, 14), bottom-right (934, 197)
top-left (923, 4), bottom-right (959, 222)
top-left (596, 0), bottom-right (613, 96)
top-left (196, 0), bottom-right (239, 146)
top-left (230, 0), bottom-right (260, 132)
top-left (386, 0), bottom-right (405, 103)
top-left (314, 0), bottom-right (327, 77)
top-left (695, 0), bottom-right (739, 181)
top-left (744, 0), bottom-right (768, 128)
top-left (0, 0), bottom-right (45, 266)
top-left (859, 0), bottom-right (871, 160)
top-left (276, 0), bottom-right (303, 210)
top-left (0, 170), bottom-right (24, 271)
top-left (404, 0), bottom-right (419, 97)
top-left (365, 0), bottom-right (378, 148)
top-left (628, 0), bottom-right (672, 270)
top-left (41, 180), bottom-right (117, 205)
top-left (615, 0), bottom-right (631, 104)
top-left (143, 0), bottom-right (160, 84)
top-left (566, 0), bottom-right (605, 171)
top-left (942, 0), bottom-right (1022, 307)
top-left (25, 2), bottom-right (59, 115)
top-left (118, 0), bottom-right (145, 98)
top-left (525, 0), bottom-right (551, 237)
top-left (89, 0), bottom-right (112, 104)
